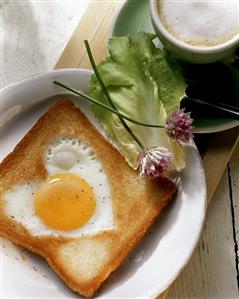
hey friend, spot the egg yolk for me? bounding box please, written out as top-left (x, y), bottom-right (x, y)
top-left (34, 173), bottom-right (96, 231)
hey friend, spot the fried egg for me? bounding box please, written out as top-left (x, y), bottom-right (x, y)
top-left (4, 137), bottom-right (114, 237)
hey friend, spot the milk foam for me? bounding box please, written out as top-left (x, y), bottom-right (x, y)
top-left (158, 0), bottom-right (239, 47)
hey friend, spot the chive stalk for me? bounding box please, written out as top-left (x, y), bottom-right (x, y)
top-left (53, 80), bottom-right (164, 129)
top-left (84, 40), bottom-right (144, 149)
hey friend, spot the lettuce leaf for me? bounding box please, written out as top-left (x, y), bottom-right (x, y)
top-left (88, 32), bottom-right (187, 170)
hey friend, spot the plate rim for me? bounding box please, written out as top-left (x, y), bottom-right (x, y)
top-left (109, 0), bottom-right (239, 134)
top-left (1, 68), bottom-right (207, 299)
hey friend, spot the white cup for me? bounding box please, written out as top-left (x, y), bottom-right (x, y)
top-left (150, 0), bottom-right (239, 64)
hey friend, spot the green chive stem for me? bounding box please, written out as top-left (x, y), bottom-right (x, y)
top-left (53, 80), bottom-right (164, 129)
top-left (84, 40), bottom-right (144, 149)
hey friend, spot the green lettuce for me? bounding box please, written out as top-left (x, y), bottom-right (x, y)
top-left (88, 32), bottom-right (187, 170)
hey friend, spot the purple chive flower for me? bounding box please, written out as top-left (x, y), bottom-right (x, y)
top-left (138, 147), bottom-right (172, 179)
top-left (165, 108), bottom-right (193, 144)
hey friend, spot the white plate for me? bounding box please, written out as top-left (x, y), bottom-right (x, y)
top-left (0, 69), bottom-right (206, 298)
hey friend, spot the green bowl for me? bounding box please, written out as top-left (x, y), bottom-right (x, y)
top-left (110, 0), bottom-right (239, 133)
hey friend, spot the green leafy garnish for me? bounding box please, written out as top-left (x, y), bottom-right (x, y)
top-left (88, 32), bottom-right (187, 170)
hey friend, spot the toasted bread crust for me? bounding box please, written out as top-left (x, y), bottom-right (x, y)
top-left (0, 97), bottom-right (177, 297)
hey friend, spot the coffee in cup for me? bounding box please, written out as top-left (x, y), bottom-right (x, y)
top-left (157, 0), bottom-right (239, 47)
top-left (150, 0), bottom-right (239, 63)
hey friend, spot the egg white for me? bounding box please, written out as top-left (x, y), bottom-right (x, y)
top-left (4, 137), bottom-right (115, 237)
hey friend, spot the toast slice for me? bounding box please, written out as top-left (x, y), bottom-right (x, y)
top-left (0, 97), bottom-right (177, 297)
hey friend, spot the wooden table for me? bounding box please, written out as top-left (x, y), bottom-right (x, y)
top-left (2, 1), bottom-right (239, 298)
